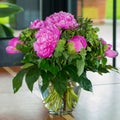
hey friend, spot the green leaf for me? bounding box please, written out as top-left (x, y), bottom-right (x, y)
top-left (98, 65), bottom-right (109, 74)
top-left (40, 71), bottom-right (52, 93)
top-left (21, 63), bottom-right (34, 69)
top-left (76, 59), bottom-right (85, 76)
top-left (55, 39), bottom-right (66, 52)
top-left (102, 57), bottom-right (107, 66)
top-left (25, 67), bottom-right (40, 92)
top-left (16, 44), bottom-right (28, 53)
top-left (68, 54), bottom-right (81, 64)
top-left (19, 28), bottom-right (37, 43)
top-left (0, 2), bottom-right (23, 17)
top-left (0, 24), bottom-right (13, 38)
top-left (61, 29), bottom-right (75, 40)
top-left (78, 73), bottom-right (93, 92)
top-left (48, 63), bottom-right (59, 75)
top-left (0, 24), bottom-right (6, 37)
top-left (54, 39), bottom-right (66, 57)
top-left (64, 65), bottom-right (78, 82)
top-left (53, 71), bottom-right (67, 97)
top-left (40, 59), bottom-right (49, 70)
top-left (80, 48), bottom-right (86, 58)
top-left (12, 69), bottom-right (26, 93)
top-left (77, 49), bottom-right (86, 76)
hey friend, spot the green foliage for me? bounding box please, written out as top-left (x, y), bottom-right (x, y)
top-left (77, 17), bottom-right (99, 46)
top-left (54, 39), bottom-right (66, 57)
top-left (63, 65), bottom-right (78, 82)
top-left (40, 71), bottom-right (52, 93)
top-left (78, 72), bottom-right (93, 92)
top-left (61, 29), bottom-right (75, 40)
top-left (11, 16), bottom-right (118, 98)
top-left (13, 69), bottom-right (26, 93)
top-left (25, 66), bottom-right (40, 91)
top-left (52, 71), bottom-right (67, 97)
top-left (19, 28), bottom-right (37, 43)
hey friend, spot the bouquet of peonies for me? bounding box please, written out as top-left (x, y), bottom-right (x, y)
top-left (6, 11), bottom-right (118, 113)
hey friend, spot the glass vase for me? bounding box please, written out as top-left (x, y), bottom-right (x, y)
top-left (38, 80), bottom-right (81, 115)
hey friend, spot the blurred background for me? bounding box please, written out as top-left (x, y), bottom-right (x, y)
top-left (0, 0), bottom-right (119, 67)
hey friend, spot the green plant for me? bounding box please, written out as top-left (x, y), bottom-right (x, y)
top-left (0, 2), bottom-right (23, 38)
top-left (6, 11), bottom-right (118, 112)
top-left (6, 11), bottom-right (118, 95)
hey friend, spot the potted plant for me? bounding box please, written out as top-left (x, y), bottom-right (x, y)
top-left (6, 11), bottom-right (118, 115)
top-left (0, 2), bottom-right (23, 67)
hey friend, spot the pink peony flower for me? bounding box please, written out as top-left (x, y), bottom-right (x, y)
top-left (34, 25), bottom-right (61, 58)
top-left (105, 50), bottom-right (118, 58)
top-left (45, 11), bottom-right (78, 29)
top-left (6, 37), bottom-right (22, 54)
top-left (67, 35), bottom-right (87, 53)
top-left (30, 19), bottom-right (45, 29)
top-left (101, 39), bottom-right (118, 58)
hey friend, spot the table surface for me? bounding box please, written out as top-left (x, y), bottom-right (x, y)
top-left (0, 66), bottom-right (120, 120)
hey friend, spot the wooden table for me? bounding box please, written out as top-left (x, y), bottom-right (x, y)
top-left (0, 66), bottom-right (120, 120)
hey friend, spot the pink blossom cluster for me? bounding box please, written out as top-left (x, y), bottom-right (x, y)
top-left (34, 25), bottom-right (61, 58)
top-left (102, 39), bottom-right (117, 58)
top-left (6, 11), bottom-right (118, 60)
top-left (31, 11), bottom-right (78, 58)
top-left (6, 11), bottom-right (79, 58)
top-left (45, 11), bottom-right (78, 29)
top-left (6, 37), bottom-right (22, 54)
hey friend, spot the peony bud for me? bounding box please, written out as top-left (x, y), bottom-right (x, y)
top-left (6, 37), bottom-right (22, 54)
top-left (67, 35), bottom-right (87, 54)
top-left (101, 39), bottom-right (118, 58)
top-left (105, 50), bottom-right (118, 58)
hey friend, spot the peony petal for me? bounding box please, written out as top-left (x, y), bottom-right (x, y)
top-left (105, 50), bottom-right (118, 58)
top-left (68, 35), bottom-right (87, 53)
top-left (6, 46), bottom-right (20, 54)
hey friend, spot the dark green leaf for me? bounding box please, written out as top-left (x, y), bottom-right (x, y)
top-left (0, 24), bottom-right (13, 38)
top-left (68, 54), bottom-right (81, 63)
top-left (16, 44), bottom-right (32, 53)
top-left (53, 71), bottom-right (67, 97)
top-left (98, 65), bottom-right (109, 74)
top-left (102, 57), bottom-right (107, 66)
top-left (64, 65), bottom-right (78, 82)
top-left (48, 64), bottom-right (59, 75)
top-left (25, 67), bottom-right (40, 91)
top-left (40, 71), bottom-right (52, 93)
top-left (0, 2), bottom-right (23, 17)
top-left (40, 59), bottom-right (49, 70)
top-left (106, 65), bottom-right (118, 72)
top-left (12, 69), bottom-right (26, 93)
top-left (78, 73), bottom-right (93, 92)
